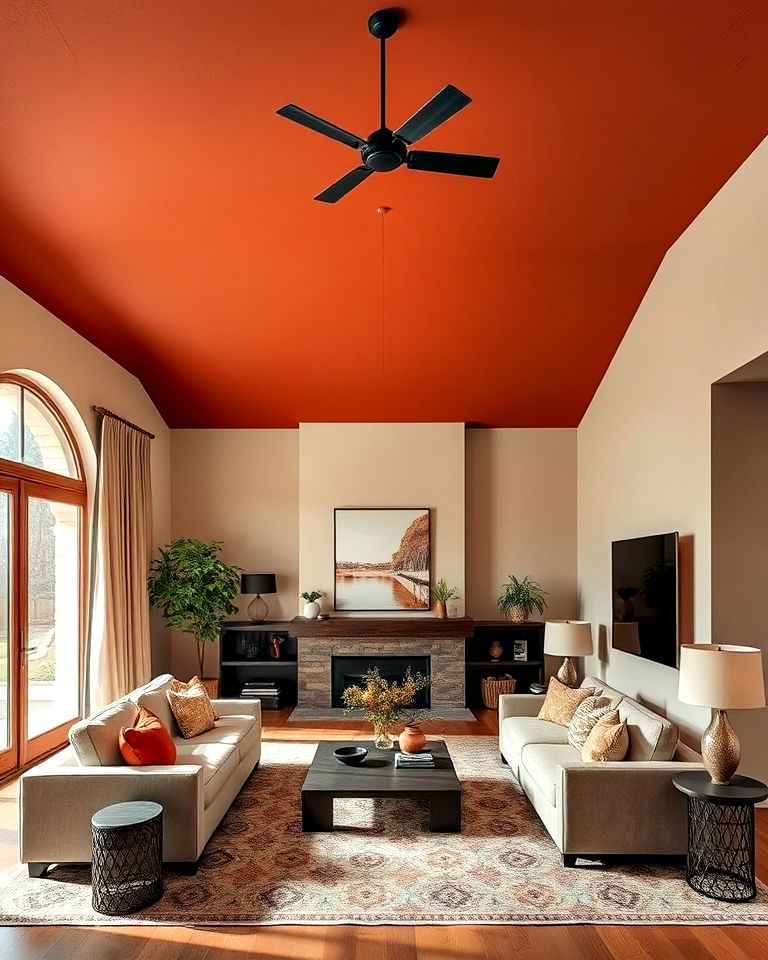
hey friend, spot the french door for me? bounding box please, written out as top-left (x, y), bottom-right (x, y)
top-left (0, 476), bottom-right (84, 777)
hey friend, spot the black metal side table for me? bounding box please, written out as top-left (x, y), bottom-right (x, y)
top-left (673, 771), bottom-right (768, 903)
top-left (91, 801), bottom-right (163, 915)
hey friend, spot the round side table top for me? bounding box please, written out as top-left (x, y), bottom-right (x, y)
top-left (92, 801), bottom-right (163, 830)
top-left (672, 771), bottom-right (768, 804)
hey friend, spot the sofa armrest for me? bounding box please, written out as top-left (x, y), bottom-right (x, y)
top-left (498, 693), bottom-right (542, 722)
top-left (20, 764), bottom-right (205, 864)
top-left (557, 760), bottom-right (704, 856)
top-left (213, 698), bottom-right (262, 722)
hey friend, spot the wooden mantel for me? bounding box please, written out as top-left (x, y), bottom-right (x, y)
top-left (290, 616), bottom-right (474, 639)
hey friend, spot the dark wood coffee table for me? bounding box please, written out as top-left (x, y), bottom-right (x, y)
top-left (301, 740), bottom-right (462, 833)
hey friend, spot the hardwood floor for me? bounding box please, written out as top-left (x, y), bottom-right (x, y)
top-left (0, 708), bottom-right (766, 960)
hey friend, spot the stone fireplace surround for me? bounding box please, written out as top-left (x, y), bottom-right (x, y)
top-left (292, 618), bottom-right (469, 710)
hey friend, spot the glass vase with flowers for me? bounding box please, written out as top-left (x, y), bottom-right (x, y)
top-left (341, 667), bottom-right (430, 750)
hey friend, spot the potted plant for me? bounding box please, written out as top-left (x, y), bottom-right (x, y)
top-left (148, 538), bottom-right (241, 690)
top-left (301, 590), bottom-right (323, 619)
top-left (342, 667), bottom-right (430, 749)
top-left (497, 574), bottom-right (547, 623)
top-left (432, 578), bottom-right (458, 619)
top-left (399, 710), bottom-right (429, 754)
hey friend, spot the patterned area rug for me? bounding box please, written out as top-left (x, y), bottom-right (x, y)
top-left (2, 736), bottom-right (768, 925)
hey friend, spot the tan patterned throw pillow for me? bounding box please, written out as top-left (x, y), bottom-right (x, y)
top-left (537, 677), bottom-right (593, 726)
top-left (167, 682), bottom-right (216, 739)
top-left (581, 710), bottom-right (629, 762)
top-left (567, 695), bottom-right (614, 749)
top-left (170, 675), bottom-right (219, 719)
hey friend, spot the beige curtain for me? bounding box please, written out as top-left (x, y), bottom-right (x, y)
top-left (95, 417), bottom-right (153, 704)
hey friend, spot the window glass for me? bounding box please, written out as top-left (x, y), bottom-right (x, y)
top-left (22, 390), bottom-right (78, 478)
top-left (0, 384), bottom-right (21, 463)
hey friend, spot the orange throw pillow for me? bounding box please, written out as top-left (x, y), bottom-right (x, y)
top-left (119, 706), bottom-right (177, 766)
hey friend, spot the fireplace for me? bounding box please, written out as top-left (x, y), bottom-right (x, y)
top-left (331, 655), bottom-right (431, 709)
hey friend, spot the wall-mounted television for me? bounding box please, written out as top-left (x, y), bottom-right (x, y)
top-left (611, 532), bottom-right (679, 668)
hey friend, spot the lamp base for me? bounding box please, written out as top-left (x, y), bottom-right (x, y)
top-left (556, 656), bottom-right (578, 688)
top-left (247, 594), bottom-right (269, 624)
top-left (702, 709), bottom-right (740, 784)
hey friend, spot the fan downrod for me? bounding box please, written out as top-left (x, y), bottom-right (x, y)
top-left (368, 9), bottom-right (400, 40)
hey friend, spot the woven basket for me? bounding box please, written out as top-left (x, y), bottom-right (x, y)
top-left (481, 674), bottom-right (517, 709)
top-left (200, 678), bottom-right (220, 699)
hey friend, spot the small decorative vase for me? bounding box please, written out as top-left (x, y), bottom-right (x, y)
top-left (489, 640), bottom-right (503, 662)
top-left (372, 721), bottom-right (395, 750)
top-left (435, 600), bottom-right (447, 619)
top-left (507, 605), bottom-right (529, 623)
top-left (399, 723), bottom-right (427, 754)
top-left (304, 601), bottom-right (321, 619)
top-left (269, 635), bottom-right (282, 660)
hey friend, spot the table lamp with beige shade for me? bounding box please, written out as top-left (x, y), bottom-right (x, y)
top-left (544, 620), bottom-right (593, 687)
top-left (678, 644), bottom-right (766, 785)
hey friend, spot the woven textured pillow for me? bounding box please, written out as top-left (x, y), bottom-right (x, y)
top-left (170, 675), bottom-right (219, 720)
top-left (537, 677), bottom-right (593, 726)
top-left (119, 706), bottom-right (177, 765)
top-left (567, 695), bottom-right (614, 749)
top-left (167, 682), bottom-right (216, 739)
top-left (581, 709), bottom-right (630, 762)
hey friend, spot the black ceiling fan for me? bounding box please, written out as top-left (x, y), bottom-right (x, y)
top-left (276, 8), bottom-right (500, 202)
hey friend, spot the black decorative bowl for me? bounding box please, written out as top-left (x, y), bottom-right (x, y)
top-left (334, 746), bottom-right (368, 766)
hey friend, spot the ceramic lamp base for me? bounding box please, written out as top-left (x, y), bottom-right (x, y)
top-left (702, 709), bottom-right (740, 784)
top-left (556, 656), bottom-right (578, 688)
top-left (247, 594), bottom-right (269, 623)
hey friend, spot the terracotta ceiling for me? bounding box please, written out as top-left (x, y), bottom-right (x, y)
top-left (2, 1), bottom-right (768, 428)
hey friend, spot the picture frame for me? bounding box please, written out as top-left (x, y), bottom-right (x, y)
top-left (334, 507), bottom-right (431, 612)
top-left (513, 639), bottom-right (528, 662)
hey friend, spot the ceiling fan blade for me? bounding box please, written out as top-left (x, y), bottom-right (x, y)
top-left (407, 150), bottom-right (500, 178)
top-left (276, 104), bottom-right (366, 150)
top-left (394, 85), bottom-right (472, 145)
top-left (314, 166), bottom-right (374, 203)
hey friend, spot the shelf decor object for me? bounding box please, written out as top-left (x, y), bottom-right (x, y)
top-left (678, 643), bottom-right (766, 784)
top-left (544, 620), bottom-right (593, 688)
top-left (241, 573), bottom-right (277, 624)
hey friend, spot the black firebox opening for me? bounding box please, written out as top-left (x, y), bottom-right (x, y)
top-left (331, 655), bottom-right (431, 709)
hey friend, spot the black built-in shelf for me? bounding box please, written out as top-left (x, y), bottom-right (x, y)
top-left (465, 621), bottom-right (545, 706)
top-left (219, 621), bottom-right (298, 708)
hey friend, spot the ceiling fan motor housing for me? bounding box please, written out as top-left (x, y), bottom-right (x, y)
top-left (362, 128), bottom-right (407, 172)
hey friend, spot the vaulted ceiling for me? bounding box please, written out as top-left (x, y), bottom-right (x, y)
top-left (2, 1), bottom-right (768, 427)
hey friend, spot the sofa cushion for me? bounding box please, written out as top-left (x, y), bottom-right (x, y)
top-left (168, 683), bottom-right (217, 738)
top-left (130, 674), bottom-right (178, 734)
top-left (68, 698), bottom-right (138, 766)
top-left (174, 742), bottom-right (240, 806)
top-left (582, 710), bottom-right (629, 762)
top-left (501, 716), bottom-right (570, 767)
top-left (519, 743), bottom-right (581, 807)
top-left (119, 706), bottom-right (177, 766)
top-left (178, 716), bottom-right (258, 764)
top-left (581, 676), bottom-right (622, 707)
top-left (618, 698), bottom-right (679, 761)
top-left (567, 695), bottom-right (614, 749)
top-left (538, 677), bottom-right (592, 726)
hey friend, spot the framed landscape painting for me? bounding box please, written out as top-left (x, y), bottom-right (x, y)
top-left (334, 508), bottom-right (431, 612)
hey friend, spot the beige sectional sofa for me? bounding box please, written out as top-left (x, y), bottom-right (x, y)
top-left (20, 674), bottom-right (261, 876)
top-left (499, 675), bottom-right (702, 866)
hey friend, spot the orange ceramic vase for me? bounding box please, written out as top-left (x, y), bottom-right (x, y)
top-left (399, 723), bottom-right (427, 754)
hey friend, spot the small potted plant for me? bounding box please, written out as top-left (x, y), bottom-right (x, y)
top-left (301, 589), bottom-right (323, 619)
top-left (432, 578), bottom-right (458, 619)
top-left (148, 538), bottom-right (241, 691)
top-left (497, 574), bottom-right (547, 623)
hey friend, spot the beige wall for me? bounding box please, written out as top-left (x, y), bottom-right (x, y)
top-left (170, 429), bottom-right (299, 678)
top-left (299, 423), bottom-right (465, 617)
top-left (711, 379), bottom-right (768, 782)
top-left (465, 429), bottom-right (578, 622)
top-left (0, 275), bottom-right (172, 676)
top-left (578, 136), bottom-right (768, 755)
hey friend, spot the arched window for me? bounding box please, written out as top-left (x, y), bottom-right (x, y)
top-left (0, 374), bottom-right (86, 777)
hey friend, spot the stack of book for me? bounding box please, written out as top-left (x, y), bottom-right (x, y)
top-left (240, 680), bottom-right (282, 709)
top-left (394, 751), bottom-right (435, 769)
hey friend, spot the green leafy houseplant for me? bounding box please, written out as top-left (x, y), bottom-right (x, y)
top-left (433, 578), bottom-right (457, 603)
top-left (300, 590), bottom-right (323, 603)
top-left (497, 575), bottom-right (547, 622)
top-left (148, 538), bottom-right (241, 678)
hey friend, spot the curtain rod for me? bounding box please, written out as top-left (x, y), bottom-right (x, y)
top-left (92, 406), bottom-right (156, 439)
